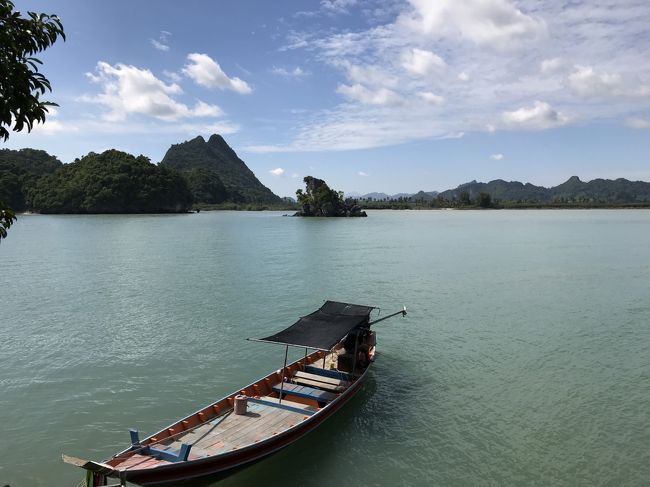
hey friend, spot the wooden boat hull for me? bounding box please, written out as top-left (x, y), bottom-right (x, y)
top-left (109, 351), bottom-right (372, 486)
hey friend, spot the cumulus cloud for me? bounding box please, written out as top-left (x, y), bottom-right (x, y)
top-left (336, 83), bottom-right (402, 106)
top-left (490, 153), bottom-right (504, 160)
top-left (626, 117), bottom-right (650, 129)
top-left (401, 48), bottom-right (446, 76)
top-left (401, 0), bottom-right (547, 50)
top-left (418, 91), bottom-right (445, 105)
top-left (82, 61), bottom-right (223, 122)
top-left (540, 57), bottom-right (563, 75)
top-left (183, 53), bottom-right (252, 94)
top-left (502, 101), bottom-right (568, 130)
top-left (568, 65), bottom-right (624, 97)
top-left (261, 0), bottom-right (650, 153)
top-left (568, 65), bottom-right (650, 97)
top-left (358, 171), bottom-right (367, 176)
top-left (269, 167), bottom-right (285, 176)
top-left (272, 66), bottom-right (310, 78)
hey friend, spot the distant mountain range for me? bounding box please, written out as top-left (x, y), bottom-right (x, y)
top-left (437, 176), bottom-right (650, 204)
top-left (356, 176), bottom-right (650, 205)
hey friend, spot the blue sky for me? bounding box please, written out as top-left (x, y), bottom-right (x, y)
top-left (5, 0), bottom-right (650, 198)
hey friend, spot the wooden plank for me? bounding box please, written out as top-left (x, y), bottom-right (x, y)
top-left (294, 370), bottom-right (349, 387)
top-left (273, 382), bottom-right (337, 403)
top-left (194, 404), bottom-right (284, 450)
top-left (199, 404), bottom-right (305, 454)
top-left (304, 365), bottom-right (352, 381)
top-left (255, 396), bottom-right (318, 412)
top-left (291, 376), bottom-right (344, 392)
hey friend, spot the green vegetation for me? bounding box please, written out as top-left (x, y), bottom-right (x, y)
top-left (0, 0), bottom-right (65, 141)
top-left (295, 176), bottom-right (366, 217)
top-left (161, 134), bottom-right (282, 205)
top-left (360, 176), bottom-right (650, 209)
top-left (0, 200), bottom-right (17, 243)
top-left (29, 150), bottom-right (192, 213)
top-left (0, 148), bottom-right (62, 211)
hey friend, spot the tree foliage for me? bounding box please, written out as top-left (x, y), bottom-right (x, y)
top-left (29, 150), bottom-right (193, 213)
top-left (0, 148), bottom-right (62, 211)
top-left (0, 199), bottom-right (17, 243)
top-left (0, 0), bottom-right (65, 141)
top-left (296, 176), bottom-right (344, 208)
top-left (295, 176), bottom-right (366, 217)
top-left (181, 167), bottom-right (229, 204)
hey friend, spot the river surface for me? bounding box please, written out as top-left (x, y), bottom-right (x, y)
top-left (1, 210), bottom-right (649, 486)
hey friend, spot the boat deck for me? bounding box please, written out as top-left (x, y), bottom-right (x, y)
top-left (117, 398), bottom-right (316, 471)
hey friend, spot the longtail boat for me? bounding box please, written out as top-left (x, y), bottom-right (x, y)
top-left (63, 301), bottom-right (407, 486)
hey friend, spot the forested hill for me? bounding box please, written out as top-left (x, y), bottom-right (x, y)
top-left (437, 176), bottom-right (650, 205)
top-left (160, 134), bottom-right (281, 204)
top-left (1, 149), bottom-right (192, 213)
top-left (0, 148), bottom-right (63, 211)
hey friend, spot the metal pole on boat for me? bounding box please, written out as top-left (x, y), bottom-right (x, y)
top-left (368, 307), bottom-right (407, 327)
top-left (351, 329), bottom-right (360, 376)
top-left (278, 344), bottom-right (289, 404)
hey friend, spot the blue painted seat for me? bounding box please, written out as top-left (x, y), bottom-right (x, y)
top-left (304, 365), bottom-right (352, 381)
top-left (272, 382), bottom-right (337, 403)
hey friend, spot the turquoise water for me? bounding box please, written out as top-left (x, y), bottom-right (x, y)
top-left (1, 210), bottom-right (649, 486)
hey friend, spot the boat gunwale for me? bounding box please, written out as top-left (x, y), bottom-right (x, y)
top-left (127, 364), bottom-right (371, 484)
top-left (110, 349), bottom-right (370, 481)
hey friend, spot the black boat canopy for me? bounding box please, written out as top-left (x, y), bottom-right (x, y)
top-left (252, 301), bottom-right (375, 351)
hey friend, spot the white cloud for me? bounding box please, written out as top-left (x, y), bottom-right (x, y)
top-left (568, 65), bottom-right (624, 97)
top-left (263, 0), bottom-right (650, 153)
top-left (567, 65), bottom-right (650, 97)
top-left (437, 131), bottom-right (464, 140)
top-left (401, 48), bottom-right (446, 76)
top-left (82, 61), bottom-right (223, 122)
top-left (358, 171), bottom-right (367, 176)
top-left (150, 31), bottom-right (171, 51)
top-left (626, 117), bottom-right (650, 129)
top-left (183, 53), bottom-right (252, 94)
top-left (163, 70), bottom-right (182, 83)
top-left (540, 57), bottom-right (563, 75)
top-left (418, 91), bottom-right (445, 105)
top-left (271, 66), bottom-right (310, 78)
top-left (490, 153), bottom-right (504, 160)
top-left (337, 84), bottom-right (402, 106)
top-left (30, 119), bottom-right (79, 135)
top-left (321, 0), bottom-right (357, 14)
top-left (402, 0), bottom-right (547, 50)
top-left (270, 167), bottom-right (285, 176)
top-left (150, 39), bottom-right (169, 51)
top-left (502, 101), bottom-right (568, 130)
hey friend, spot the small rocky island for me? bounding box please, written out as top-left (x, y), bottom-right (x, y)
top-left (294, 176), bottom-right (367, 217)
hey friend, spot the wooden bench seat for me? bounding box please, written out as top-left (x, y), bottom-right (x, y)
top-left (272, 382), bottom-right (338, 404)
top-left (294, 370), bottom-right (350, 388)
top-left (304, 365), bottom-right (352, 381)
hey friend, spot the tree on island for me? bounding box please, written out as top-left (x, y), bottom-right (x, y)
top-left (295, 176), bottom-right (367, 217)
top-left (30, 150), bottom-right (193, 213)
